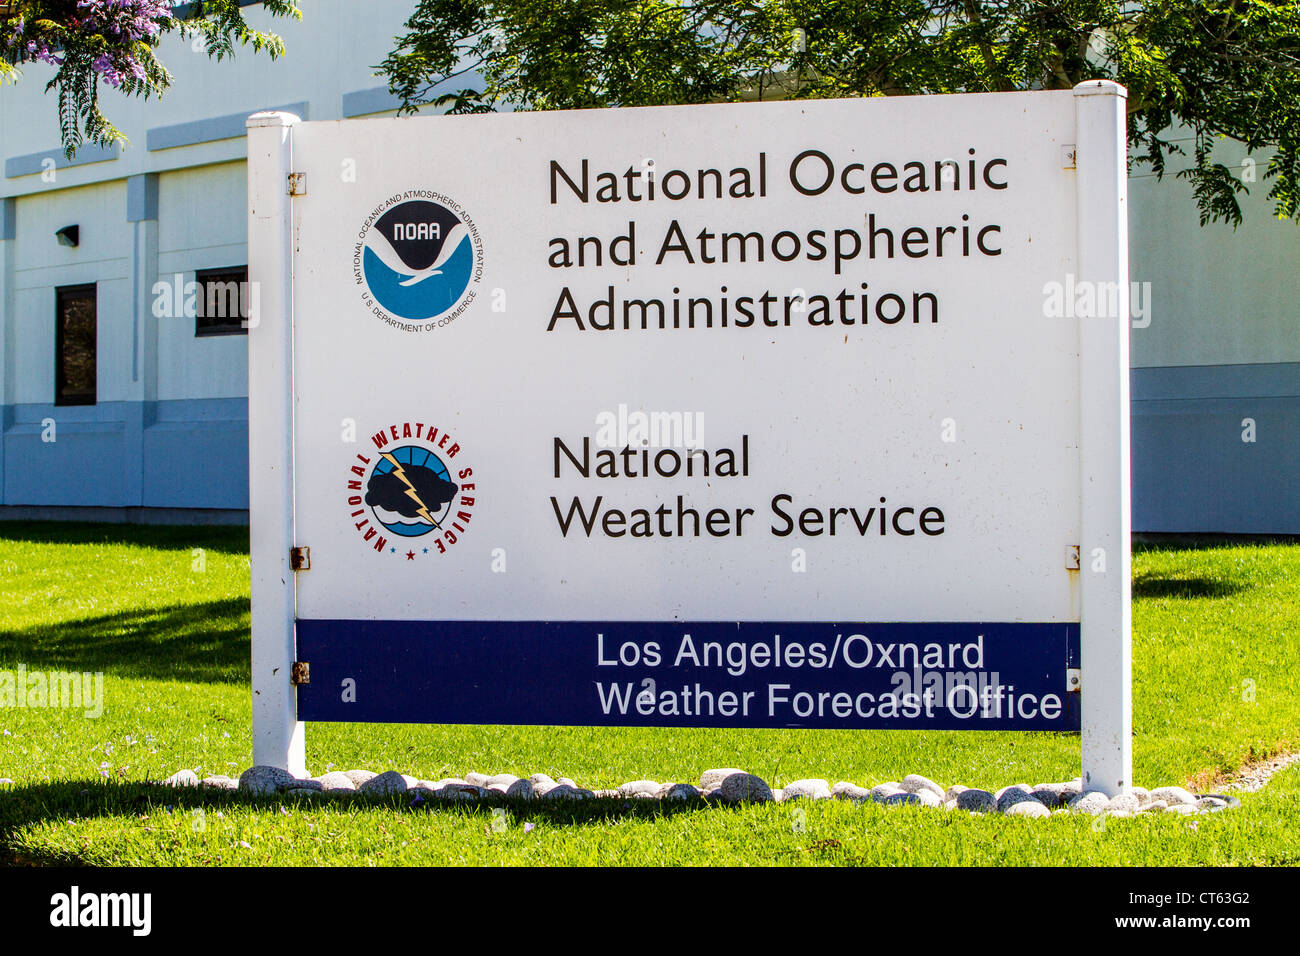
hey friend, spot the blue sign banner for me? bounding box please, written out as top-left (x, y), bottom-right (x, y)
top-left (296, 620), bottom-right (1081, 731)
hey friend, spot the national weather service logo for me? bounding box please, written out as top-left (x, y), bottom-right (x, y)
top-left (354, 190), bottom-right (484, 331)
top-left (345, 421), bottom-right (476, 558)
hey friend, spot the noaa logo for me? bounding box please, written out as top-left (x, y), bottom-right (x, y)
top-left (345, 421), bottom-right (476, 558)
top-left (355, 191), bottom-right (484, 330)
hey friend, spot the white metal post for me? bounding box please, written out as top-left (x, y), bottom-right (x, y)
top-left (247, 111), bottom-right (306, 776)
top-left (1074, 81), bottom-right (1133, 795)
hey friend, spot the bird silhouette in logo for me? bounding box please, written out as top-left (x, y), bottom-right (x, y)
top-left (366, 222), bottom-right (470, 287)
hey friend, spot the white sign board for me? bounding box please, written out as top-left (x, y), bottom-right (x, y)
top-left (248, 84), bottom-right (1131, 793)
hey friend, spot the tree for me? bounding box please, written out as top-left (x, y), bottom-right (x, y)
top-left (380, 0), bottom-right (1300, 227)
top-left (0, 0), bottom-right (301, 156)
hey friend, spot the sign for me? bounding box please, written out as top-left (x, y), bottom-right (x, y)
top-left (248, 84), bottom-right (1132, 792)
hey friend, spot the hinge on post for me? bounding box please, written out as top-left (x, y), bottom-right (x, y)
top-left (1065, 545), bottom-right (1080, 569)
top-left (1066, 668), bottom-right (1081, 694)
top-left (291, 661), bottom-right (311, 686)
top-left (1061, 144), bottom-right (1077, 169)
top-left (290, 546), bottom-right (310, 571)
top-left (287, 172), bottom-right (306, 196)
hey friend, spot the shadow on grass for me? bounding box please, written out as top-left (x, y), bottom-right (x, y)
top-left (0, 521), bottom-right (249, 553)
top-left (0, 780), bottom-right (718, 866)
top-left (0, 598), bottom-right (250, 684)
top-left (1131, 574), bottom-right (1245, 599)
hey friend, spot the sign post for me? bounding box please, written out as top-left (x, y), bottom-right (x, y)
top-left (1074, 81), bottom-right (1133, 794)
top-left (247, 84), bottom-right (1131, 794)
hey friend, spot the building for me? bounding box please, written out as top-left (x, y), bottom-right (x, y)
top-left (0, 1), bottom-right (1295, 531)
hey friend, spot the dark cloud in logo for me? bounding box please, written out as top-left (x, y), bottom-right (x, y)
top-left (365, 463), bottom-right (459, 520)
top-left (376, 200), bottom-right (464, 272)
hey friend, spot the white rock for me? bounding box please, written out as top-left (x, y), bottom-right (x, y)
top-left (901, 774), bottom-right (945, 799)
top-left (199, 775), bottom-right (239, 790)
top-left (486, 773), bottom-right (519, 788)
top-left (465, 772), bottom-right (491, 787)
top-left (343, 770), bottom-right (378, 788)
top-left (834, 784), bottom-right (873, 803)
top-left (781, 779), bottom-right (831, 801)
top-left (1149, 786), bottom-right (1197, 807)
top-left (617, 780), bottom-right (661, 797)
top-left (161, 769), bottom-right (199, 788)
top-left (1107, 793), bottom-right (1141, 814)
top-left (529, 773), bottom-right (555, 788)
top-left (555, 777), bottom-right (577, 788)
top-left (1005, 800), bottom-right (1049, 818)
top-left (944, 784), bottom-right (969, 802)
top-left (914, 789), bottom-right (943, 808)
top-left (314, 771), bottom-right (357, 792)
top-left (1067, 791), bottom-right (1110, 815)
top-left (1164, 803), bottom-right (1197, 815)
top-left (871, 783), bottom-right (904, 801)
top-left (700, 768), bottom-right (746, 790)
top-left (1131, 786), bottom-right (1151, 807)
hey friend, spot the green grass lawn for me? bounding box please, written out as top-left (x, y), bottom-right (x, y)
top-left (0, 521), bottom-right (1297, 866)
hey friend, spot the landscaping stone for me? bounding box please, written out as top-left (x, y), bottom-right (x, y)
top-left (465, 772), bottom-right (491, 787)
top-left (871, 783), bottom-right (904, 801)
top-left (343, 770), bottom-right (378, 788)
top-left (1197, 796), bottom-right (1228, 811)
top-left (1006, 800), bottom-right (1049, 818)
top-left (161, 769), bottom-right (199, 788)
top-left (996, 786), bottom-right (1038, 813)
top-left (719, 772), bottom-right (774, 803)
top-left (781, 779), bottom-right (831, 801)
top-left (883, 792), bottom-right (921, 807)
top-left (957, 789), bottom-right (996, 813)
top-left (617, 780), bottom-right (661, 798)
top-left (239, 765), bottom-right (300, 796)
top-left (529, 773), bottom-right (556, 788)
top-left (834, 784), bottom-right (873, 803)
top-left (1149, 786), bottom-right (1197, 807)
top-left (1165, 804), bottom-right (1197, 815)
top-left (1067, 791), bottom-right (1110, 815)
top-left (944, 784), bottom-right (969, 802)
top-left (359, 771), bottom-right (414, 795)
top-left (700, 768), bottom-right (746, 790)
top-left (315, 771), bottom-right (357, 792)
top-left (657, 783), bottom-right (700, 801)
top-left (506, 778), bottom-right (535, 800)
top-left (1107, 793), bottom-right (1142, 814)
top-left (914, 789), bottom-right (943, 808)
top-left (901, 774), bottom-right (945, 799)
top-left (199, 775), bottom-right (239, 791)
top-left (1030, 786), bottom-right (1066, 809)
top-left (486, 773), bottom-right (519, 788)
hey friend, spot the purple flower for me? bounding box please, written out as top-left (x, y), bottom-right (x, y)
top-left (523, 822), bottom-right (535, 833)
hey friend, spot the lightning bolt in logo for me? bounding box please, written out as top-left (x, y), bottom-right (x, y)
top-left (381, 453), bottom-right (440, 527)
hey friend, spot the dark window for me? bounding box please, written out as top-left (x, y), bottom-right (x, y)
top-left (55, 284), bottom-right (96, 406)
top-left (195, 266), bottom-right (250, 336)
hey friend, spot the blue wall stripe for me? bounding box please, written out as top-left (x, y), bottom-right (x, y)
top-left (146, 102), bottom-right (309, 151)
top-left (4, 144), bottom-right (119, 179)
top-left (0, 197), bottom-right (13, 240)
top-left (1132, 363), bottom-right (1300, 401)
top-left (342, 86), bottom-right (404, 118)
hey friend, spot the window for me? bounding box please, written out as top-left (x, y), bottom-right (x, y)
top-left (55, 284), bottom-right (96, 406)
top-left (195, 266), bottom-right (250, 336)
